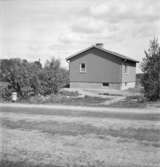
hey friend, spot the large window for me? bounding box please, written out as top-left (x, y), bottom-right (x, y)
top-left (80, 63), bottom-right (86, 73)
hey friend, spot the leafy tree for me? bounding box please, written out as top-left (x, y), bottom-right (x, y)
top-left (40, 58), bottom-right (69, 95)
top-left (0, 59), bottom-right (42, 98)
top-left (0, 57), bottom-right (69, 100)
top-left (141, 38), bottom-right (160, 100)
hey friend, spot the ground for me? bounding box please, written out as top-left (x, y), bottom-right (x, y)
top-left (0, 104), bottom-right (160, 167)
top-left (2, 87), bottom-right (160, 108)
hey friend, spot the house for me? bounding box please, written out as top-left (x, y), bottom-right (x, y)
top-left (66, 43), bottom-right (139, 90)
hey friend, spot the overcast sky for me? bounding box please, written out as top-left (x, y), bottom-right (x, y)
top-left (0, 0), bottom-right (160, 72)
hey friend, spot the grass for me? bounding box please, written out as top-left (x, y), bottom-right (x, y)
top-left (1, 106), bottom-right (160, 167)
top-left (59, 90), bottom-right (79, 97)
top-left (2, 119), bottom-right (160, 143)
top-left (108, 95), bottom-right (147, 108)
top-left (0, 160), bottom-right (61, 167)
top-left (126, 87), bottom-right (144, 94)
top-left (108, 94), bottom-right (160, 108)
top-left (0, 160), bottom-right (156, 167)
top-left (27, 95), bottom-right (107, 106)
top-left (0, 160), bottom-right (66, 167)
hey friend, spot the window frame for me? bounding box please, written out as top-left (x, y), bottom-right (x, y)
top-left (80, 63), bottom-right (87, 73)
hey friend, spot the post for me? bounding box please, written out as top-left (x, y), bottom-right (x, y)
top-left (12, 92), bottom-right (17, 102)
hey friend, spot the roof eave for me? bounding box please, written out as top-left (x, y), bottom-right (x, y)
top-left (66, 45), bottom-right (139, 63)
top-left (66, 45), bottom-right (94, 61)
top-left (123, 58), bottom-right (139, 63)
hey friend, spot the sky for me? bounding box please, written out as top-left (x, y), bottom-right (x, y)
top-left (0, 0), bottom-right (160, 73)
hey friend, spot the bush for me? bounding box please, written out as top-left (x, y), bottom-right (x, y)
top-left (0, 58), bottom-right (69, 100)
top-left (28, 95), bottom-right (46, 104)
top-left (28, 94), bottom-right (67, 104)
top-left (0, 87), bottom-right (13, 101)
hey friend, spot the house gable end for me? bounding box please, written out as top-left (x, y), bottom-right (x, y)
top-left (68, 47), bottom-right (123, 66)
top-left (66, 46), bottom-right (139, 63)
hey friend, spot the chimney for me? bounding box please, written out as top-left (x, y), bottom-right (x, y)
top-left (95, 43), bottom-right (103, 48)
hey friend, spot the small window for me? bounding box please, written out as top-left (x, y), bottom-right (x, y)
top-left (124, 64), bottom-right (128, 73)
top-left (102, 82), bottom-right (109, 87)
top-left (80, 63), bottom-right (86, 73)
top-left (125, 82), bottom-right (127, 86)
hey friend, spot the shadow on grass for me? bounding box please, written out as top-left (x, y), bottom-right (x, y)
top-left (0, 160), bottom-right (156, 167)
top-left (0, 160), bottom-right (61, 167)
top-left (2, 119), bottom-right (160, 143)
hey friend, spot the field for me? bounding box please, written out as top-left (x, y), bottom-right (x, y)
top-left (0, 105), bottom-right (160, 167)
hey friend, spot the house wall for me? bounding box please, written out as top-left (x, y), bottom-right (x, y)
top-left (69, 48), bottom-right (122, 85)
top-left (121, 61), bottom-right (136, 89)
top-left (68, 48), bottom-right (137, 90)
top-left (121, 61), bottom-right (136, 82)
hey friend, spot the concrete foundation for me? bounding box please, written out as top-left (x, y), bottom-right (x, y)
top-left (70, 81), bottom-right (136, 90)
top-left (121, 82), bottom-right (136, 90)
top-left (70, 82), bottom-right (121, 90)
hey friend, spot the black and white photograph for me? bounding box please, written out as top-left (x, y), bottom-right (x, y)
top-left (0, 0), bottom-right (160, 166)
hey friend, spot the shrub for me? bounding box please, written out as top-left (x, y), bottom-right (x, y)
top-left (0, 58), bottom-right (69, 100)
top-left (0, 87), bottom-right (12, 101)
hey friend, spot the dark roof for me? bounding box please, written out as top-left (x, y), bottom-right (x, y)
top-left (66, 45), bottom-right (139, 63)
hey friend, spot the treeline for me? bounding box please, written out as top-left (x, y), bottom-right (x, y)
top-left (0, 58), bottom-right (69, 100)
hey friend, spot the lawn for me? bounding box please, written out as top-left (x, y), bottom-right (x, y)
top-left (107, 96), bottom-right (147, 108)
top-left (0, 106), bottom-right (160, 167)
top-left (22, 94), bottom-right (109, 106)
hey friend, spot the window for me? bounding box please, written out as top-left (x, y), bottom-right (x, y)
top-left (124, 64), bottom-right (128, 73)
top-left (80, 63), bottom-right (86, 73)
top-left (125, 82), bottom-right (127, 86)
top-left (102, 82), bottom-right (109, 87)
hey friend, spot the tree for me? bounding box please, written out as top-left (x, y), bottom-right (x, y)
top-left (0, 59), bottom-right (42, 98)
top-left (40, 58), bottom-right (69, 95)
top-left (0, 57), bottom-right (69, 100)
top-left (141, 38), bottom-right (160, 100)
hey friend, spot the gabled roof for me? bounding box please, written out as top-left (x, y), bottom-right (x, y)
top-left (66, 45), bottom-right (139, 63)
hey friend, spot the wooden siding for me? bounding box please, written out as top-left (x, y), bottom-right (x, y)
top-left (69, 48), bottom-right (123, 83)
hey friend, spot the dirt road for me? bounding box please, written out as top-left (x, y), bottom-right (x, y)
top-left (0, 102), bottom-right (160, 114)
